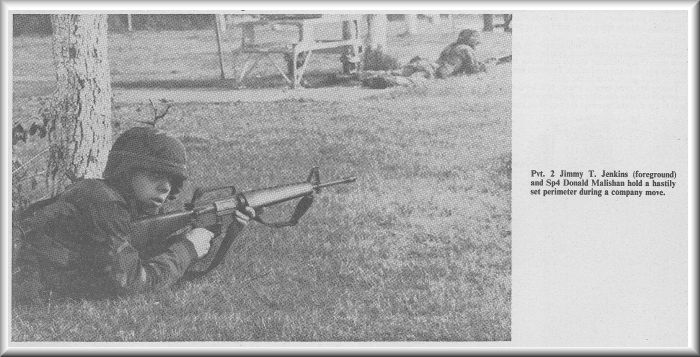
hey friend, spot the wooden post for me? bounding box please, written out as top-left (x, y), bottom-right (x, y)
top-left (242, 22), bottom-right (255, 45)
top-left (216, 14), bottom-right (226, 34)
top-left (365, 14), bottom-right (387, 52)
top-left (341, 17), bottom-right (360, 73)
top-left (213, 14), bottom-right (226, 79)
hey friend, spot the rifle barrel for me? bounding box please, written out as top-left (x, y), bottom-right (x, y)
top-left (315, 176), bottom-right (357, 190)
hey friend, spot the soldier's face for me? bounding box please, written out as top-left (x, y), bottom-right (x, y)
top-left (131, 170), bottom-right (172, 214)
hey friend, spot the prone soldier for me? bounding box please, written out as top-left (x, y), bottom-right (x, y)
top-left (13, 126), bottom-right (255, 304)
top-left (435, 29), bottom-right (487, 79)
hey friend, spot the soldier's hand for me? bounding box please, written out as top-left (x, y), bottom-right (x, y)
top-left (185, 227), bottom-right (215, 258)
top-left (235, 206), bottom-right (256, 227)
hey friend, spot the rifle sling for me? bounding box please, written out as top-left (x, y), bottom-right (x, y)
top-left (182, 223), bottom-right (239, 281)
top-left (182, 195), bottom-right (315, 280)
top-left (253, 195), bottom-right (314, 228)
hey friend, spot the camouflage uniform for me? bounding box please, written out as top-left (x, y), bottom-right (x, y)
top-left (436, 29), bottom-right (486, 78)
top-left (401, 56), bottom-right (438, 79)
top-left (13, 127), bottom-right (197, 303)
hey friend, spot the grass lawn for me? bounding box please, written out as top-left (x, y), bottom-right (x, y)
top-left (10, 15), bottom-right (511, 341)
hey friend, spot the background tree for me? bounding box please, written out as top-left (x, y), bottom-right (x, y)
top-left (361, 14), bottom-right (398, 71)
top-left (44, 14), bottom-right (112, 197)
top-left (404, 14), bottom-right (417, 35)
top-left (483, 14), bottom-right (494, 32)
top-left (365, 14), bottom-right (388, 52)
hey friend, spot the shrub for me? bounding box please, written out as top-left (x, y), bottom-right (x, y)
top-left (363, 48), bottom-right (400, 71)
top-left (12, 14), bottom-right (52, 36)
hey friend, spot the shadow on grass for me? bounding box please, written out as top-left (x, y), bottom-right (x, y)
top-left (15, 72), bottom-right (362, 99)
top-left (14, 74), bottom-right (361, 100)
top-left (112, 72), bottom-right (361, 91)
top-left (113, 78), bottom-right (240, 90)
top-left (13, 80), bottom-right (54, 98)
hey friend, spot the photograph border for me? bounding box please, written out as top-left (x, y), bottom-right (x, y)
top-left (2, 0), bottom-right (697, 354)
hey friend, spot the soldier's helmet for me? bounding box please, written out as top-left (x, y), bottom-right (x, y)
top-left (457, 29), bottom-right (480, 46)
top-left (103, 126), bottom-right (188, 198)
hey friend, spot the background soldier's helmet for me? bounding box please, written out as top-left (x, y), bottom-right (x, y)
top-left (103, 126), bottom-right (188, 198)
top-left (457, 29), bottom-right (480, 47)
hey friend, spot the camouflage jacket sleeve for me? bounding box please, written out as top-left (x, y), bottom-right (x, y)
top-left (451, 44), bottom-right (483, 74)
top-left (80, 200), bottom-right (198, 295)
top-left (436, 43), bottom-right (484, 76)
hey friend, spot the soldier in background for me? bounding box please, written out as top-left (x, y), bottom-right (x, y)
top-left (435, 29), bottom-right (486, 79)
top-left (362, 29), bottom-right (498, 89)
top-left (401, 56), bottom-right (438, 79)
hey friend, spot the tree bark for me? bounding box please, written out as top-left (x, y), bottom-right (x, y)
top-left (483, 14), bottom-right (494, 32)
top-left (342, 20), bottom-right (353, 40)
top-left (45, 14), bottom-right (112, 197)
top-left (365, 14), bottom-right (387, 52)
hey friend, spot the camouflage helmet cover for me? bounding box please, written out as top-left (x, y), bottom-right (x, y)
top-left (457, 29), bottom-right (480, 45)
top-left (103, 127), bottom-right (188, 195)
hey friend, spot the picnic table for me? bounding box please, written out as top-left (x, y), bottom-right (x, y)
top-left (231, 15), bottom-right (364, 89)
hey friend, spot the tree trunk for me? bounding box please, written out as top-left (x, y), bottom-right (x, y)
top-left (45, 14), bottom-right (112, 197)
top-left (503, 14), bottom-right (513, 32)
top-left (483, 14), bottom-right (494, 32)
top-left (342, 19), bottom-right (353, 40)
top-left (365, 14), bottom-right (387, 52)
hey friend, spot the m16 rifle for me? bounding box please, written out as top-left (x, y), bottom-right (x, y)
top-left (130, 167), bottom-right (355, 280)
top-left (484, 54), bottom-right (512, 65)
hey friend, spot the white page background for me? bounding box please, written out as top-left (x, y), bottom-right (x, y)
top-left (512, 11), bottom-right (688, 347)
